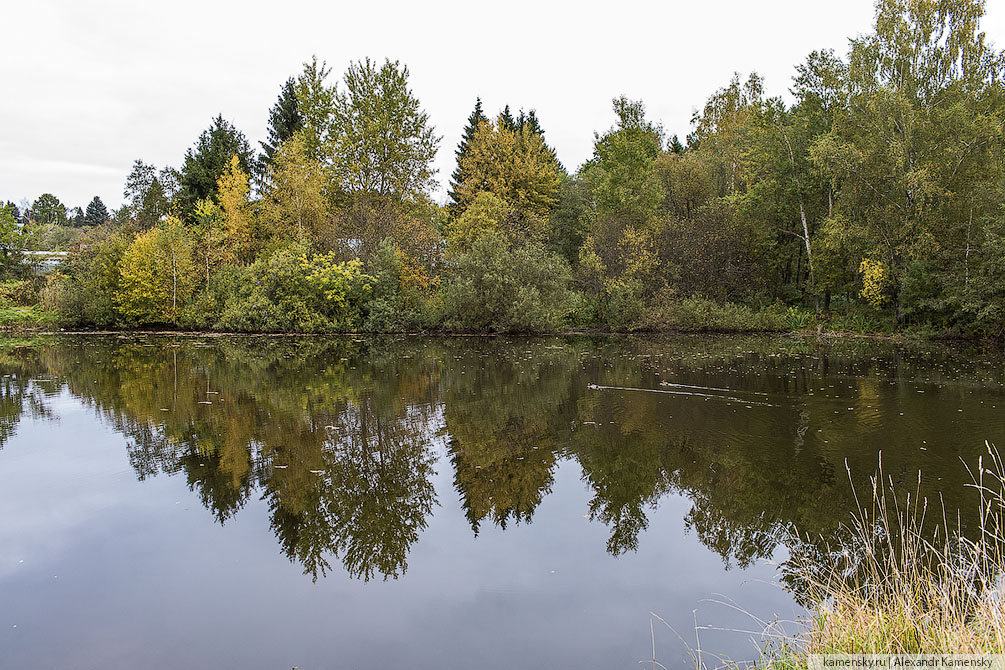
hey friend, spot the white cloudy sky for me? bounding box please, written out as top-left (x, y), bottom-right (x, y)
top-left (3, 0), bottom-right (1004, 211)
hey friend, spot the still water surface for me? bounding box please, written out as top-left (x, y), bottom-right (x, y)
top-left (1, 334), bottom-right (1004, 669)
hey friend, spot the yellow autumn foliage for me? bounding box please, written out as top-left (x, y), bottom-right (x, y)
top-left (859, 258), bottom-right (888, 307)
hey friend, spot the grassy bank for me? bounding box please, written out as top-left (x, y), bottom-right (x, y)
top-left (0, 305), bottom-right (58, 330)
top-left (759, 446), bottom-right (1005, 667)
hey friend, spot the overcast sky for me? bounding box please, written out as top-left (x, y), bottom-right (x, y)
top-left (3, 0), bottom-right (1004, 212)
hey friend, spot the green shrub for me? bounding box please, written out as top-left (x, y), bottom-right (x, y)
top-left (0, 279), bottom-right (41, 307)
top-left (643, 292), bottom-right (789, 332)
top-left (50, 227), bottom-right (130, 327)
top-left (785, 306), bottom-right (814, 330)
top-left (439, 233), bottom-right (575, 332)
top-left (361, 239), bottom-right (428, 332)
top-left (600, 277), bottom-right (648, 330)
top-left (217, 243), bottom-right (374, 333)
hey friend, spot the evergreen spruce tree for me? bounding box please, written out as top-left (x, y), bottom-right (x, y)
top-left (4, 202), bottom-right (20, 224)
top-left (258, 78), bottom-right (303, 172)
top-left (84, 196), bottom-right (109, 227)
top-left (517, 109), bottom-right (563, 173)
top-left (178, 115), bottom-right (253, 219)
top-left (448, 97), bottom-right (487, 213)
top-left (67, 206), bottom-right (84, 227)
top-left (499, 105), bottom-right (517, 132)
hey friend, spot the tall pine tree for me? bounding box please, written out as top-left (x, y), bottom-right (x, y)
top-left (499, 105), bottom-right (517, 132)
top-left (448, 97), bottom-right (487, 214)
top-left (258, 78), bottom-right (303, 172)
top-left (178, 115), bottom-right (253, 219)
top-left (84, 196), bottom-right (109, 227)
top-left (517, 109), bottom-right (563, 173)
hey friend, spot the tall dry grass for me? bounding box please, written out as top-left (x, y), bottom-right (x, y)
top-left (766, 442), bottom-right (1005, 665)
top-left (650, 443), bottom-right (1005, 669)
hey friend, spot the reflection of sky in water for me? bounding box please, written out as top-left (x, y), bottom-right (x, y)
top-left (1, 390), bottom-right (796, 670)
top-left (3, 333), bottom-right (1003, 669)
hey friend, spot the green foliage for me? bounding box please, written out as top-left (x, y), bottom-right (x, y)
top-left (261, 134), bottom-right (327, 244)
top-left (178, 116), bottom-right (253, 218)
top-left (48, 226), bottom-right (131, 326)
top-left (785, 306), bottom-right (814, 330)
top-left (302, 255), bottom-right (373, 322)
top-left (123, 160), bottom-right (177, 229)
top-left (689, 73), bottom-right (763, 196)
top-left (327, 58), bottom-right (440, 200)
top-left (439, 233), bottom-right (575, 332)
top-left (448, 97), bottom-right (487, 214)
top-left (218, 242), bottom-right (375, 332)
top-left (293, 56), bottom-right (337, 163)
top-left (580, 97), bottom-right (664, 224)
top-left (453, 115), bottom-right (561, 241)
top-left (0, 204), bottom-right (30, 279)
top-left (259, 77), bottom-right (303, 172)
top-left (35, 224), bottom-right (82, 251)
top-left (0, 279), bottom-right (40, 307)
top-left (26, 5), bottom-right (1005, 336)
top-left (115, 217), bottom-right (197, 325)
top-left (3, 202), bottom-right (22, 225)
top-left (642, 294), bottom-right (790, 332)
top-left (597, 276), bottom-right (647, 329)
top-left (515, 108), bottom-right (561, 172)
top-left (362, 238), bottom-right (431, 332)
top-left (30, 193), bottom-right (66, 226)
top-left (445, 191), bottom-right (507, 256)
top-left (809, 0), bottom-right (1005, 323)
top-left (84, 196), bottom-right (109, 227)
top-left (548, 173), bottom-right (591, 266)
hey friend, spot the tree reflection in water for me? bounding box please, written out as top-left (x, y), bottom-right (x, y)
top-left (0, 334), bottom-right (999, 590)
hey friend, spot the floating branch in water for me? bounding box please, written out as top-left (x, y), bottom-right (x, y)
top-left (658, 380), bottom-right (768, 396)
top-left (586, 383), bottom-right (775, 407)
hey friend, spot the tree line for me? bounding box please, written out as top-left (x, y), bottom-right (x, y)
top-left (5, 0), bottom-right (1004, 335)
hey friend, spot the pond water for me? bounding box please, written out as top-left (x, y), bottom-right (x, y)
top-left (1, 334), bottom-right (1003, 669)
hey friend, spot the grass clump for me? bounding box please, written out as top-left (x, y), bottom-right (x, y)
top-left (653, 445), bottom-right (1005, 669)
top-left (766, 445), bottom-right (1005, 665)
top-left (642, 296), bottom-right (793, 333)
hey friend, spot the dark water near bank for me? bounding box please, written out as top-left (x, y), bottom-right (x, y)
top-left (1, 334), bottom-right (1004, 669)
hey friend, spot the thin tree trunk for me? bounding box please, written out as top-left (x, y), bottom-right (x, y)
top-left (171, 246), bottom-right (178, 317)
top-left (965, 208), bottom-right (973, 286)
top-left (799, 201), bottom-right (818, 314)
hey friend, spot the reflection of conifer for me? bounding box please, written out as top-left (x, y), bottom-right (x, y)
top-left (178, 449), bottom-right (252, 524)
top-left (9, 334), bottom-right (995, 592)
top-left (448, 435), bottom-right (557, 534)
top-left (442, 342), bottom-right (575, 534)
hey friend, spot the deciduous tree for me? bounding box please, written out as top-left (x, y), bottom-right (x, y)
top-left (326, 58), bottom-right (440, 201)
top-left (216, 155), bottom-right (255, 264)
top-left (262, 134), bottom-right (328, 243)
top-left (30, 193), bottom-right (66, 226)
